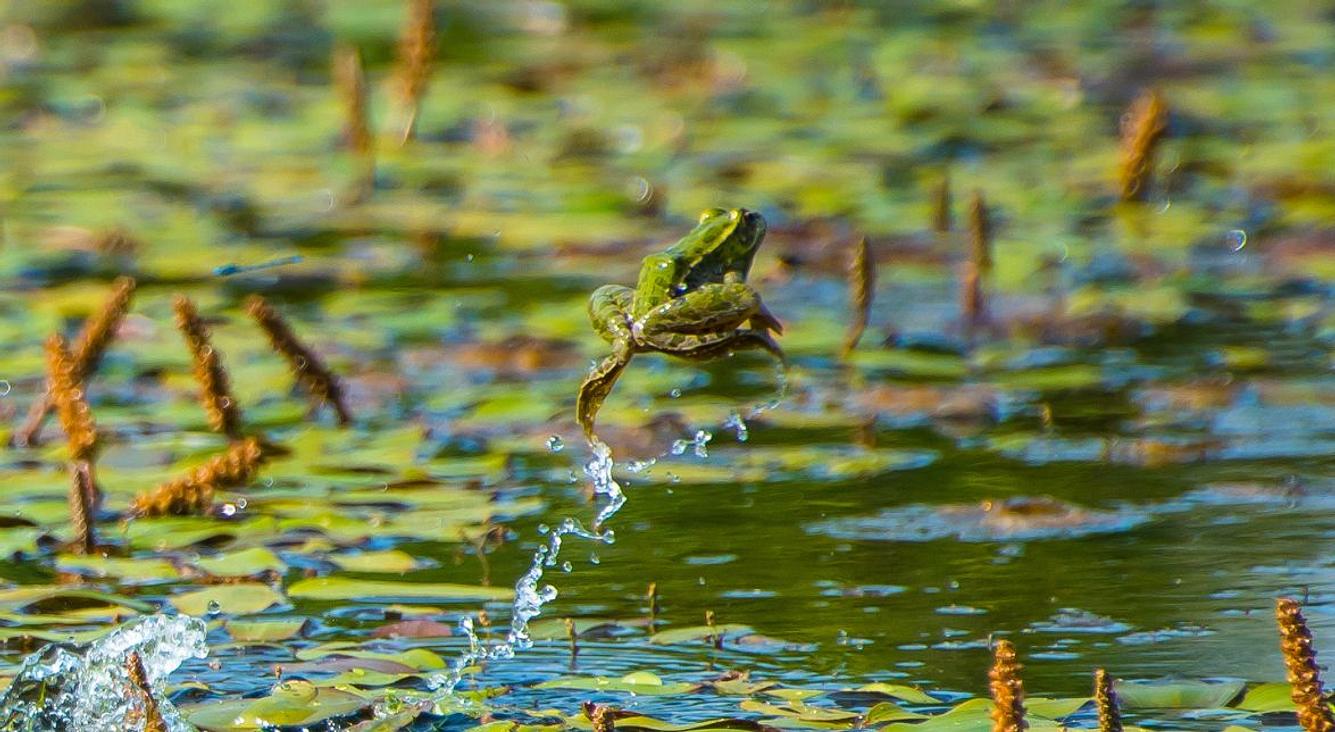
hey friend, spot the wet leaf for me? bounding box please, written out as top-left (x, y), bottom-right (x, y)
top-left (1115, 680), bottom-right (1246, 709)
top-left (1233, 682), bottom-right (1297, 713)
top-left (287, 577), bottom-right (513, 602)
top-left (329, 549), bottom-right (421, 573)
top-left (185, 680), bottom-right (368, 730)
top-left (195, 547), bottom-right (288, 577)
top-left (650, 624), bottom-right (752, 645)
top-left (170, 583), bottom-right (285, 616)
top-left (226, 618), bottom-right (307, 642)
top-left (535, 671), bottom-right (698, 696)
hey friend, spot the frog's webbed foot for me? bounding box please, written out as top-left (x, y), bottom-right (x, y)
top-left (576, 349), bottom-right (632, 440)
top-left (749, 299), bottom-right (784, 336)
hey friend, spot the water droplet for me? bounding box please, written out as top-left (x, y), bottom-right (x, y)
top-left (466, 253), bottom-right (476, 262)
top-left (589, 552), bottom-right (600, 564)
top-left (561, 561), bottom-right (573, 572)
top-left (537, 523), bottom-right (550, 534)
top-left (546, 435), bottom-right (564, 452)
top-left (236, 497), bottom-right (248, 509)
top-left (1227, 229), bottom-right (1247, 251)
top-left (206, 600), bottom-right (222, 615)
top-left (669, 388), bottom-right (682, 398)
top-left (220, 503), bottom-right (237, 517)
top-left (0, 380), bottom-right (11, 396)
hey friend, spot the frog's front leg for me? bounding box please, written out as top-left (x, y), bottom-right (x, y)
top-left (588, 285), bottom-right (635, 347)
top-left (633, 282), bottom-right (779, 350)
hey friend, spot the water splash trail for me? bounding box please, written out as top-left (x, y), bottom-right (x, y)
top-left (424, 438), bottom-right (624, 700)
top-left (421, 359), bottom-right (785, 708)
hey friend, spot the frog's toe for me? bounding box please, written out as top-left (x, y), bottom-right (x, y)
top-left (751, 302), bottom-right (784, 335)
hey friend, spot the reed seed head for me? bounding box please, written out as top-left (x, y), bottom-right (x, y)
top-left (968, 190), bottom-right (992, 277)
top-left (583, 702), bottom-right (617, 732)
top-left (68, 461), bottom-right (98, 555)
top-left (394, 0), bottom-right (436, 143)
top-left (1277, 597), bottom-right (1335, 732)
top-left (1118, 89), bottom-right (1168, 202)
top-left (988, 639), bottom-right (1027, 732)
top-left (841, 237), bottom-right (875, 358)
top-left (45, 334), bottom-right (99, 463)
top-left (130, 437), bottom-right (267, 518)
top-left (173, 295), bottom-right (243, 439)
top-left (933, 174), bottom-right (952, 234)
top-left (126, 651), bottom-right (168, 732)
top-left (1093, 669), bottom-right (1123, 732)
top-left (246, 295), bottom-right (352, 426)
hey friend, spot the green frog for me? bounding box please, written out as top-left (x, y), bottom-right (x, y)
top-left (577, 207), bottom-right (785, 438)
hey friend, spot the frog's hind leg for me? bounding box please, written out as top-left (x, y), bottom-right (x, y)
top-left (577, 352), bottom-right (631, 440)
top-left (588, 285), bottom-right (634, 346)
top-left (634, 283), bottom-right (779, 349)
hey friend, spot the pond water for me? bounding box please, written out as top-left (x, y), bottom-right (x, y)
top-left (0, 1), bottom-right (1332, 729)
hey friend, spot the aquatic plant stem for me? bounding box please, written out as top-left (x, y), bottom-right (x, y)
top-left (841, 236), bottom-right (874, 358)
top-left (246, 295), bottom-right (352, 425)
top-left (1118, 90), bottom-right (1168, 202)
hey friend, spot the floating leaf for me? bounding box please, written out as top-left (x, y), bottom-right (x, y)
top-left (170, 583), bottom-right (285, 616)
top-left (227, 618), bottom-right (307, 642)
top-left (1115, 680), bottom-right (1246, 709)
top-left (329, 549), bottom-right (421, 573)
top-left (185, 680), bottom-right (367, 730)
top-left (535, 671), bottom-right (698, 696)
top-left (650, 624), bottom-right (751, 645)
top-left (55, 554), bottom-right (179, 583)
top-left (287, 577), bottom-right (513, 602)
top-left (195, 547), bottom-right (287, 577)
top-left (1233, 682), bottom-right (1297, 713)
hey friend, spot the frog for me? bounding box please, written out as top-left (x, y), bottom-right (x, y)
top-left (577, 207), bottom-right (785, 438)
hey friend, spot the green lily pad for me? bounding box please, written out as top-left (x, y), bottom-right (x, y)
top-left (226, 618), bottom-right (307, 642)
top-left (329, 549), bottom-right (422, 573)
top-left (185, 680), bottom-right (368, 730)
top-left (195, 547), bottom-right (288, 577)
top-left (287, 577), bottom-right (514, 603)
top-left (1115, 680), bottom-right (1246, 709)
top-left (170, 583), bottom-right (285, 616)
top-left (55, 554), bottom-right (179, 583)
top-left (535, 671), bottom-right (698, 696)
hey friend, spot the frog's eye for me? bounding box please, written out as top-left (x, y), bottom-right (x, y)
top-left (698, 208), bottom-right (727, 224)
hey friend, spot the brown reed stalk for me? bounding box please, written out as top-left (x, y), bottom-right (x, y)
top-left (647, 582), bottom-right (660, 627)
top-left (393, 0), bottom-right (436, 144)
top-left (333, 43), bottom-right (375, 200)
top-left (1093, 669), bottom-right (1122, 732)
top-left (173, 295), bottom-right (243, 440)
top-left (1276, 598), bottom-right (1335, 732)
top-left (68, 461), bottom-right (98, 555)
top-left (130, 437), bottom-right (266, 518)
top-left (565, 617), bottom-right (579, 663)
top-left (126, 651), bottom-right (168, 732)
top-left (705, 609), bottom-right (722, 649)
top-left (969, 190), bottom-right (992, 277)
top-left (988, 639), bottom-right (1027, 732)
top-left (1118, 89), bottom-right (1168, 202)
top-left (582, 702), bottom-right (617, 732)
top-left (16, 277), bottom-right (135, 446)
top-left (961, 262), bottom-right (985, 328)
top-left (933, 174), bottom-right (952, 234)
top-left (841, 237), bottom-right (875, 358)
top-left (245, 295), bottom-right (352, 425)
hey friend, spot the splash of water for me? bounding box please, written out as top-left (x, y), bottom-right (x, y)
top-left (0, 613), bottom-right (208, 732)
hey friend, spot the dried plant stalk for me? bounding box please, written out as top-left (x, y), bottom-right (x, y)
top-left (174, 295), bottom-right (243, 439)
top-left (1093, 669), bottom-right (1123, 732)
top-left (1118, 90), bottom-right (1168, 201)
top-left (841, 237), bottom-right (875, 358)
top-left (17, 277), bottom-right (135, 446)
top-left (705, 609), bottom-right (722, 650)
top-left (565, 617), bottom-right (579, 663)
top-left (968, 190), bottom-right (992, 277)
top-left (647, 582), bottom-right (660, 626)
top-left (46, 334), bottom-right (98, 462)
top-left (333, 43), bottom-right (375, 199)
top-left (130, 437), bottom-right (266, 518)
top-left (126, 651), bottom-right (168, 732)
top-left (582, 702), bottom-right (617, 732)
top-left (961, 262), bottom-right (985, 328)
top-left (394, 0), bottom-right (436, 143)
top-left (988, 639), bottom-right (1027, 732)
top-left (68, 461), bottom-right (98, 555)
top-left (1277, 597), bottom-right (1335, 732)
top-left (933, 174), bottom-right (952, 234)
top-left (246, 295), bottom-right (352, 425)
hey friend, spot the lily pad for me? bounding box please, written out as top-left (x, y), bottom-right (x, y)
top-left (287, 577), bottom-right (513, 602)
top-left (170, 583), bottom-right (286, 616)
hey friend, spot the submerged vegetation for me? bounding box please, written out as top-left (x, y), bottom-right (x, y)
top-left (0, 0), bottom-right (1332, 729)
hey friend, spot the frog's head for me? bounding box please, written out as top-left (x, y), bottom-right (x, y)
top-left (692, 207), bottom-right (767, 275)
